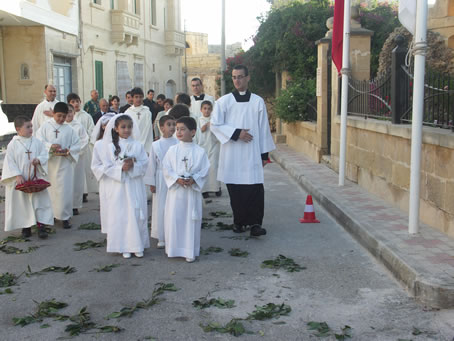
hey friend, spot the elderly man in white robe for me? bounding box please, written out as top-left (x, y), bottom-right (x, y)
top-left (36, 102), bottom-right (81, 229)
top-left (190, 78), bottom-right (215, 120)
top-left (211, 64), bottom-right (275, 237)
top-left (31, 84), bottom-right (58, 135)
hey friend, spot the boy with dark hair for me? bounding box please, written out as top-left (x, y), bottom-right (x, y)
top-left (154, 99), bottom-right (174, 139)
top-left (168, 104), bottom-right (190, 120)
top-left (119, 91), bottom-right (133, 113)
top-left (2, 116), bottom-right (53, 238)
top-left (36, 102), bottom-right (81, 229)
top-left (175, 93), bottom-right (191, 107)
top-left (125, 87), bottom-right (154, 152)
top-left (162, 116), bottom-right (210, 262)
top-left (144, 115), bottom-right (178, 249)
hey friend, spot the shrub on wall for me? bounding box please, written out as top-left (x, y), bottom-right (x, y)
top-left (274, 78), bottom-right (316, 123)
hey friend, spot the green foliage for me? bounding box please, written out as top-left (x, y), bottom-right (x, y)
top-left (261, 254), bottom-right (306, 272)
top-left (209, 211), bottom-right (232, 218)
top-left (13, 299), bottom-right (69, 327)
top-left (0, 272), bottom-right (18, 287)
top-left (200, 247), bottom-right (224, 255)
top-left (358, 2), bottom-right (401, 77)
top-left (78, 222), bottom-right (101, 230)
top-left (247, 303), bottom-right (291, 320)
top-left (228, 248), bottom-right (249, 258)
top-left (0, 245), bottom-right (38, 254)
top-left (27, 265), bottom-right (76, 276)
top-left (73, 239), bottom-right (106, 251)
top-left (200, 319), bottom-right (249, 337)
top-left (91, 264), bottom-right (120, 272)
top-left (275, 79), bottom-right (316, 122)
top-left (193, 297), bottom-right (236, 309)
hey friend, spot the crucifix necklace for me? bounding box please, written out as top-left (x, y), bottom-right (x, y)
top-left (17, 138), bottom-right (33, 160)
top-left (136, 111), bottom-right (141, 120)
top-left (49, 123), bottom-right (61, 139)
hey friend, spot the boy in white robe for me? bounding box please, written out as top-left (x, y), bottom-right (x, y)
top-left (144, 115), bottom-right (177, 249)
top-left (1, 116), bottom-right (53, 239)
top-left (163, 116), bottom-right (210, 263)
top-left (100, 114), bottom-right (150, 258)
top-left (36, 102), bottom-right (81, 229)
top-left (66, 105), bottom-right (89, 215)
top-left (67, 93), bottom-right (96, 201)
top-left (125, 87), bottom-right (154, 152)
top-left (198, 101), bottom-right (221, 198)
top-left (153, 98), bottom-right (174, 139)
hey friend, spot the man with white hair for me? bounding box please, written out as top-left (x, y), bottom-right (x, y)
top-left (83, 89), bottom-right (100, 118)
top-left (31, 84), bottom-right (57, 135)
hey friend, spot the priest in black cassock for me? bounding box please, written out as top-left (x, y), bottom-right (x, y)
top-left (211, 65), bottom-right (275, 237)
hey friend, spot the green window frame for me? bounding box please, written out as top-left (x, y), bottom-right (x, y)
top-left (95, 61), bottom-right (104, 99)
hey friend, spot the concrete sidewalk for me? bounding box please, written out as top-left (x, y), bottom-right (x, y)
top-left (271, 144), bottom-right (454, 309)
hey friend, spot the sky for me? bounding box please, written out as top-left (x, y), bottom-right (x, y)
top-left (181, 0), bottom-right (271, 51)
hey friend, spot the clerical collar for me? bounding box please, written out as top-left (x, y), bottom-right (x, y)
top-left (194, 94), bottom-right (205, 101)
top-left (232, 90), bottom-right (251, 102)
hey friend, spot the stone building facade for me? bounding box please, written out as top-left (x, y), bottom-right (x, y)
top-left (0, 0), bottom-right (184, 112)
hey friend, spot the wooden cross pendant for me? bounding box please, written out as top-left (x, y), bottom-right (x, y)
top-left (54, 129), bottom-right (60, 138)
top-left (137, 112), bottom-right (141, 120)
top-left (182, 156), bottom-right (188, 163)
top-left (25, 150), bottom-right (32, 160)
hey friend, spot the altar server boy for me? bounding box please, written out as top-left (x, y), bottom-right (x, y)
top-left (144, 115), bottom-right (178, 248)
top-left (1, 116), bottom-right (53, 239)
top-left (163, 116), bottom-right (210, 262)
top-left (36, 102), bottom-right (81, 229)
top-left (198, 100), bottom-right (221, 198)
top-left (66, 104), bottom-right (89, 215)
top-left (125, 87), bottom-right (154, 152)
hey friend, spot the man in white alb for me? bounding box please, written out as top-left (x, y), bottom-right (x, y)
top-left (211, 65), bottom-right (275, 237)
top-left (190, 78), bottom-right (215, 120)
top-left (31, 84), bottom-right (58, 135)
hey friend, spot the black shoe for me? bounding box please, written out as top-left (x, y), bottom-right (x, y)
top-left (83, 194), bottom-right (88, 203)
top-left (73, 209), bottom-right (79, 216)
top-left (37, 225), bottom-right (48, 239)
top-left (215, 189), bottom-right (222, 197)
top-left (63, 220), bottom-right (72, 229)
top-left (233, 224), bottom-right (246, 233)
top-left (250, 224), bottom-right (267, 236)
top-left (21, 228), bottom-right (32, 238)
top-left (202, 192), bottom-right (209, 199)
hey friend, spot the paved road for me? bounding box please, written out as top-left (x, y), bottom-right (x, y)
top-left (0, 162), bottom-right (453, 340)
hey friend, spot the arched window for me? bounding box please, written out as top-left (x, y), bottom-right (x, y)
top-left (165, 80), bottom-right (176, 99)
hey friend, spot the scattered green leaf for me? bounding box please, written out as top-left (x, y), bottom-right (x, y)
top-left (200, 319), bottom-right (249, 337)
top-left (261, 255), bottom-right (306, 272)
top-left (0, 245), bottom-right (39, 254)
top-left (229, 248), bottom-right (249, 257)
top-left (27, 266), bottom-right (76, 276)
top-left (200, 246), bottom-right (224, 255)
top-left (40, 324), bottom-right (50, 329)
top-left (78, 223), bottom-right (101, 230)
top-left (0, 272), bottom-right (18, 287)
top-left (97, 325), bottom-right (123, 333)
top-left (13, 299), bottom-right (68, 327)
top-left (73, 239), bottom-right (106, 251)
top-left (64, 307), bottom-right (96, 336)
top-left (193, 297), bottom-right (235, 309)
top-left (201, 222), bottom-right (214, 229)
top-left (247, 303), bottom-right (291, 320)
top-left (216, 222), bottom-right (234, 230)
top-left (0, 235), bottom-right (30, 245)
top-left (91, 264), bottom-right (120, 272)
top-left (209, 211), bottom-right (232, 218)
top-left (335, 325), bottom-right (352, 340)
top-left (307, 321), bottom-right (332, 337)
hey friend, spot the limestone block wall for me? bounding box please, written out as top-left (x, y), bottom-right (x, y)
top-left (282, 121), bottom-right (322, 162)
top-left (330, 116), bottom-right (454, 237)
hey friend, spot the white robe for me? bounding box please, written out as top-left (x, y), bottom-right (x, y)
top-left (1, 136), bottom-right (54, 231)
top-left (125, 105), bottom-right (154, 152)
top-left (36, 119), bottom-right (81, 220)
top-left (101, 137), bottom-right (150, 253)
top-left (163, 142), bottom-right (210, 259)
top-left (211, 91), bottom-right (275, 184)
top-left (91, 140), bottom-right (108, 233)
top-left (74, 110), bottom-right (97, 193)
top-left (68, 120), bottom-right (89, 209)
top-left (144, 136), bottom-right (178, 243)
top-left (31, 99), bottom-right (58, 135)
top-left (198, 116), bottom-right (221, 192)
top-left (190, 94), bottom-right (215, 121)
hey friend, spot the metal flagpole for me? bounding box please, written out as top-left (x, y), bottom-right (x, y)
top-left (338, 0), bottom-right (351, 186)
top-left (408, 0), bottom-right (428, 234)
top-left (221, 0), bottom-right (226, 96)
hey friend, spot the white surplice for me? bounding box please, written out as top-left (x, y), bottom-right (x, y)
top-left (68, 120), bottom-right (89, 209)
top-left (211, 91), bottom-right (275, 184)
top-left (101, 137), bottom-right (150, 253)
top-left (190, 94), bottom-right (215, 121)
top-left (198, 116), bottom-right (220, 192)
top-left (125, 105), bottom-right (154, 152)
top-left (31, 99), bottom-right (58, 135)
top-left (1, 136), bottom-right (54, 231)
top-left (163, 141), bottom-right (210, 259)
top-left (144, 136), bottom-right (178, 243)
top-left (74, 110), bottom-right (97, 193)
top-left (91, 140), bottom-right (109, 233)
top-left (36, 119), bottom-right (81, 220)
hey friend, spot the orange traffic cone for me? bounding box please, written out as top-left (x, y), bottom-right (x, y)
top-left (299, 195), bottom-right (320, 223)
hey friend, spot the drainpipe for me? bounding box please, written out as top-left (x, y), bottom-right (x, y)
top-left (78, 0), bottom-right (85, 101)
top-left (0, 28), bottom-right (7, 102)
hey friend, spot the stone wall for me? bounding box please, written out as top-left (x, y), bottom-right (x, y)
top-left (329, 116), bottom-right (454, 237)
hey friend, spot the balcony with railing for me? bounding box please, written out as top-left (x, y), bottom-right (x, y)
top-left (111, 10), bottom-right (141, 45)
top-left (164, 30), bottom-right (185, 56)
